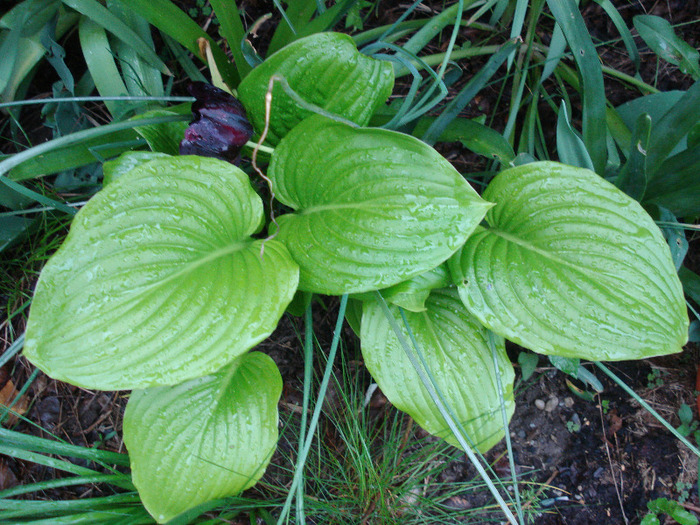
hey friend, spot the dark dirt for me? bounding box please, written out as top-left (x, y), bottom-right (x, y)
top-left (2, 0), bottom-right (700, 524)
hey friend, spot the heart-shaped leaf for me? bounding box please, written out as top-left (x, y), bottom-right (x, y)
top-left (270, 116), bottom-right (492, 294)
top-left (361, 288), bottom-right (514, 453)
top-left (23, 156), bottom-right (299, 390)
top-left (124, 352), bottom-right (282, 523)
top-left (449, 161), bottom-right (688, 361)
top-left (237, 32), bottom-right (394, 144)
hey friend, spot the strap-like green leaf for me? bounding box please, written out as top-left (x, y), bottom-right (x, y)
top-left (270, 115), bottom-right (492, 294)
top-left (546, 0), bottom-right (607, 174)
top-left (237, 32), bottom-right (394, 145)
top-left (124, 352), bottom-right (282, 523)
top-left (634, 15), bottom-right (700, 80)
top-left (361, 288), bottom-right (514, 453)
top-left (449, 161), bottom-right (688, 361)
top-left (24, 156), bottom-right (299, 389)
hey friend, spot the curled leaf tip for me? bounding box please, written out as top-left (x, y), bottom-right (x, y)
top-left (180, 82), bottom-right (254, 164)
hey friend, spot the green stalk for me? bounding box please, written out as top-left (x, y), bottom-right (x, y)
top-left (0, 96), bottom-right (193, 109)
top-left (295, 296), bottom-right (315, 522)
top-left (0, 115), bottom-right (187, 178)
top-left (487, 331), bottom-right (523, 523)
top-left (277, 295), bottom-right (349, 525)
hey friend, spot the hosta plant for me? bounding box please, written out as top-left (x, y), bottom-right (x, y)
top-left (22, 32), bottom-right (688, 522)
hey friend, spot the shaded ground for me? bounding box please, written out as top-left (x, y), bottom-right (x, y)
top-left (1, 0), bottom-right (700, 523)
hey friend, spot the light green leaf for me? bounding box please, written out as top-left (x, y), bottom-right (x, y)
top-left (634, 15), bottom-right (700, 79)
top-left (449, 161), bottom-right (688, 361)
top-left (124, 352), bottom-right (282, 524)
top-left (270, 116), bottom-right (492, 295)
top-left (102, 151), bottom-right (170, 186)
top-left (353, 265), bottom-right (450, 313)
top-left (361, 288), bottom-right (514, 453)
top-left (24, 156), bottom-right (299, 390)
top-left (130, 106), bottom-right (190, 155)
top-left (237, 32), bottom-right (394, 144)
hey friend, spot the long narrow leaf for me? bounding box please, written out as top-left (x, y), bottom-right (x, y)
top-left (78, 16), bottom-right (132, 119)
top-left (267, 0), bottom-right (316, 55)
top-left (422, 39), bottom-right (518, 145)
top-left (507, 0), bottom-right (528, 69)
top-left (593, 0), bottom-right (639, 72)
top-left (62, 0), bottom-right (170, 75)
top-left (123, 0), bottom-right (239, 87)
top-left (556, 101), bottom-right (594, 170)
top-left (0, 428), bottom-right (130, 466)
top-left (546, 0), bottom-right (607, 174)
top-left (209, 0), bottom-right (251, 78)
top-left (646, 79), bottom-right (700, 178)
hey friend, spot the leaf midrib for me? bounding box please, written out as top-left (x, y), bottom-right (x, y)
top-left (125, 240), bottom-right (253, 297)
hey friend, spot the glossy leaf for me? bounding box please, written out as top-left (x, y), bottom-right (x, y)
top-left (449, 161), bottom-right (688, 361)
top-left (131, 107), bottom-right (189, 156)
top-left (352, 266), bottom-right (450, 313)
top-left (237, 32), bottom-right (394, 144)
top-left (24, 156), bottom-right (299, 389)
top-left (361, 288), bottom-right (514, 453)
top-left (270, 116), bottom-right (492, 295)
top-left (124, 352), bottom-right (282, 523)
top-left (102, 151), bottom-right (170, 186)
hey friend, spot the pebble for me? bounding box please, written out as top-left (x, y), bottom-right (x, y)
top-left (564, 397), bottom-right (574, 408)
top-left (535, 399), bottom-right (546, 410)
top-left (545, 396), bottom-right (559, 412)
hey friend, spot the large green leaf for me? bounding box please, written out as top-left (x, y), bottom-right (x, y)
top-left (449, 161), bottom-right (688, 361)
top-left (23, 156), bottom-right (299, 390)
top-left (270, 116), bottom-right (492, 295)
top-left (361, 288), bottom-right (514, 453)
top-left (237, 32), bottom-right (394, 145)
top-left (124, 352), bottom-right (282, 523)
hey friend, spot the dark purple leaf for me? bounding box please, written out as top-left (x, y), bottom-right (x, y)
top-left (180, 82), bottom-right (254, 164)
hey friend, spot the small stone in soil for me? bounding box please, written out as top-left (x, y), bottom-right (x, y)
top-left (564, 397), bottom-right (574, 407)
top-left (545, 396), bottom-right (559, 412)
top-left (535, 399), bottom-right (546, 410)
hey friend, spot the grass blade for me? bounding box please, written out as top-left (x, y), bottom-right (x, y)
top-left (507, 0), bottom-right (528, 69)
